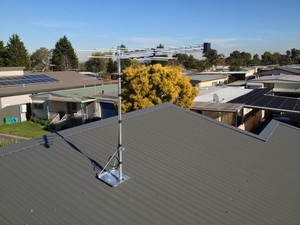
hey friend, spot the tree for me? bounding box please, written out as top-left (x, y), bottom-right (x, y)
top-left (261, 51), bottom-right (277, 65)
top-left (5, 34), bottom-right (30, 70)
top-left (251, 54), bottom-right (261, 66)
top-left (0, 40), bottom-right (6, 67)
top-left (291, 48), bottom-right (300, 64)
top-left (175, 53), bottom-right (206, 71)
top-left (226, 51), bottom-right (243, 71)
top-left (52, 36), bottom-right (78, 71)
top-left (240, 51), bottom-right (252, 66)
top-left (30, 47), bottom-right (52, 71)
top-left (85, 52), bottom-right (108, 74)
top-left (203, 49), bottom-right (224, 69)
top-left (121, 64), bottom-right (198, 113)
top-left (107, 58), bottom-right (117, 73)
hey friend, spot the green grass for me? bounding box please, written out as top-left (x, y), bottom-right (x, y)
top-left (0, 121), bottom-right (50, 138)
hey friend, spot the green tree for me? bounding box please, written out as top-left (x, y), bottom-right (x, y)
top-left (291, 48), bottom-right (300, 64)
top-left (175, 54), bottom-right (206, 71)
top-left (261, 51), bottom-right (277, 65)
top-left (85, 52), bottom-right (108, 73)
top-left (282, 50), bottom-right (292, 65)
top-left (0, 40), bottom-right (6, 66)
top-left (226, 51), bottom-right (243, 71)
top-left (107, 58), bottom-right (117, 73)
top-left (52, 36), bottom-right (78, 71)
top-left (5, 34), bottom-right (30, 70)
top-left (241, 51), bottom-right (252, 66)
top-left (175, 53), bottom-right (189, 68)
top-left (30, 47), bottom-right (52, 71)
top-left (203, 49), bottom-right (224, 69)
top-left (121, 64), bottom-right (198, 113)
top-left (251, 54), bottom-right (261, 66)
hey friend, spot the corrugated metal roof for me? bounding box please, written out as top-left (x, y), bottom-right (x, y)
top-left (1, 103), bottom-right (300, 225)
top-left (189, 74), bottom-right (227, 82)
top-left (251, 74), bottom-right (300, 83)
top-left (192, 102), bottom-right (244, 112)
top-left (31, 84), bottom-right (118, 103)
top-left (51, 84), bottom-right (118, 98)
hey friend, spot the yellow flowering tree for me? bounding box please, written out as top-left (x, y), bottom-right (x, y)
top-left (121, 64), bottom-right (198, 113)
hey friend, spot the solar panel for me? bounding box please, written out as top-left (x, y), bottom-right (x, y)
top-left (293, 100), bottom-right (300, 111)
top-left (280, 99), bottom-right (296, 110)
top-left (0, 74), bottom-right (59, 87)
top-left (230, 87), bottom-right (300, 113)
top-left (229, 88), bottom-right (272, 104)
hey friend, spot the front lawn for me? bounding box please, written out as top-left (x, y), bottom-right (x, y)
top-left (0, 121), bottom-right (50, 138)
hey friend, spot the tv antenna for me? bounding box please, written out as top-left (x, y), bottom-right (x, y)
top-left (79, 44), bottom-right (204, 187)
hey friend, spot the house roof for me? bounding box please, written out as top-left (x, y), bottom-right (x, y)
top-left (0, 66), bottom-right (25, 72)
top-left (31, 84), bottom-right (118, 103)
top-left (188, 74), bottom-right (228, 82)
top-left (195, 86), bottom-right (252, 103)
top-left (1, 103), bottom-right (300, 225)
top-left (192, 102), bottom-right (244, 112)
top-left (257, 66), bottom-right (300, 76)
top-left (251, 74), bottom-right (300, 83)
top-left (0, 71), bottom-right (105, 97)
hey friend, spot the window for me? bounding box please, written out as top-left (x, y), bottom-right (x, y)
top-left (67, 102), bottom-right (77, 114)
top-left (33, 103), bottom-right (44, 110)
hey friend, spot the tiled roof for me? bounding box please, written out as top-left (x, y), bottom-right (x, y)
top-left (1, 103), bottom-right (300, 225)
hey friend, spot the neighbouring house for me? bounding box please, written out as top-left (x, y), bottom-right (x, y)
top-left (192, 86), bottom-right (252, 127)
top-left (188, 74), bottom-right (228, 88)
top-left (0, 67), bottom-right (109, 125)
top-left (189, 69), bottom-right (256, 86)
top-left (192, 70), bottom-right (300, 131)
top-left (246, 74), bottom-right (300, 97)
top-left (1, 103), bottom-right (300, 224)
top-left (256, 65), bottom-right (300, 77)
top-left (30, 84), bottom-right (118, 126)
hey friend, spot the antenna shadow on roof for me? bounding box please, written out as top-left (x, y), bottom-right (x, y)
top-left (54, 132), bottom-right (103, 172)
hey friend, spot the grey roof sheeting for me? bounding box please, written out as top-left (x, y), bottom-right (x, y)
top-left (257, 66), bottom-right (300, 76)
top-left (1, 103), bottom-right (300, 225)
top-left (192, 102), bottom-right (244, 112)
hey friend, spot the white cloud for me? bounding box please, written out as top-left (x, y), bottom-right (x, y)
top-left (33, 20), bottom-right (86, 29)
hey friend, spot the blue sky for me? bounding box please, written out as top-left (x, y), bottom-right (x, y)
top-left (1, 0), bottom-right (299, 61)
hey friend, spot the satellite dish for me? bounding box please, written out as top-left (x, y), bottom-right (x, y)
top-left (213, 94), bottom-right (220, 103)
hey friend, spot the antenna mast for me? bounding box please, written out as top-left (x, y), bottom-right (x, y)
top-left (80, 43), bottom-right (205, 187)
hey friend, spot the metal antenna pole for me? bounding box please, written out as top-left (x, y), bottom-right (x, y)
top-left (117, 46), bottom-right (123, 181)
top-left (80, 43), bottom-right (205, 187)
